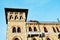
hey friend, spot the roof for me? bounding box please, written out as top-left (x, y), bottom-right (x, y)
top-left (26, 21), bottom-right (60, 25)
top-left (29, 20), bottom-right (39, 22)
top-left (5, 8), bottom-right (28, 24)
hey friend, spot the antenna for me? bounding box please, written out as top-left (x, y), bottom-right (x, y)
top-left (57, 18), bottom-right (60, 22)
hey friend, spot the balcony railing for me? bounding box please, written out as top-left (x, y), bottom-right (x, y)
top-left (27, 31), bottom-right (59, 35)
top-left (27, 32), bottom-right (41, 34)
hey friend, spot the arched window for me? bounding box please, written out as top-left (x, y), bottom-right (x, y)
top-left (29, 27), bottom-right (32, 31)
top-left (34, 27), bottom-right (37, 31)
top-left (12, 27), bottom-right (16, 33)
top-left (44, 27), bottom-right (48, 32)
top-left (17, 27), bottom-right (21, 32)
top-left (15, 15), bottom-right (18, 20)
top-left (52, 27), bottom-right (56, 33)
top-left (32, 38), bottom-right (36, 40)
top-left (14, 38), bottom-right (19, 40)
top-left (56, 27), bottom-right (60, 32)
top-left (9, 15), bottom-right (13, 20)
top-left (20, 16), bottom-right (23, 19)
top-left (47, 38), bottom-right (50, 40)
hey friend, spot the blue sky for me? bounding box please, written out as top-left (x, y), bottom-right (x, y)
top-left (0, 0), bottom-right (60, 40)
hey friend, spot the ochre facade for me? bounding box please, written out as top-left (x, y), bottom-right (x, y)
top-left (5, 8), bottom-right (60, 40)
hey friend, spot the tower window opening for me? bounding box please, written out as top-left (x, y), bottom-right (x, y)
top-left (12, 27), bottom-right (16, 33)
top-left (15, 12), bottom-right (18, 14)
top-left (15, 15), bottom-right (18, 20)
top-left (10, 12), bottom-right (13, 14)
top-left (17, 27), bottom-right (21, 32)
top-left (20, 16), bottom-right (23, 20)
top-left (9, 15), bottom-right (13, 20)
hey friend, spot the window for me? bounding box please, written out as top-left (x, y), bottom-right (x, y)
top-left (17, 27), bottom-right (21, 32)
top-left (47, 38), bottom-right (50, 40)
top-left (15, 15), bottom-right (18, 20)
top-left (10, 12), bottom-right (13, 14)
top-left (14, 38), bottom-right (19, 40)
top-left (20, 16), bottom-right (23, 19)
top-left (9, 15), bottom-right (13, 19)
top-left (56, 27), bottom-right (60, 32)
top-left (15, 12), bottom-right (18, 14)
top-left (44, 27), bottom-right (48, 32)
top-left (52, 27), bottom-right (56, 33)
top-left (34, 27), bottom-right (37, 31)
top-left (29, 27), bottom-right (32, 31)
top-left (12, 27), bottom-right (16, 33)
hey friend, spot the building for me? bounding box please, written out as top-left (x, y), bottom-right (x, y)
top-left (5, 8), bottom-right (60, 40)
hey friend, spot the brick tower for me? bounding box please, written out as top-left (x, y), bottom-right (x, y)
top-left (5, 8), bottom-right (28, 40)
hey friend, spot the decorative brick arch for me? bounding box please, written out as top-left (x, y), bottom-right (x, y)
top-left (12, 36), bottom-right (22, 40)
top-left (31, 37), bottom-right (37, 40)
top-left (46, 36), bottom-right (54, 40)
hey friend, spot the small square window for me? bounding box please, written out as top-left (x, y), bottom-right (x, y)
top-left (15, 12), bottom-right (18, 14)
top-left (10, 12), bottom-right (13, 14)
